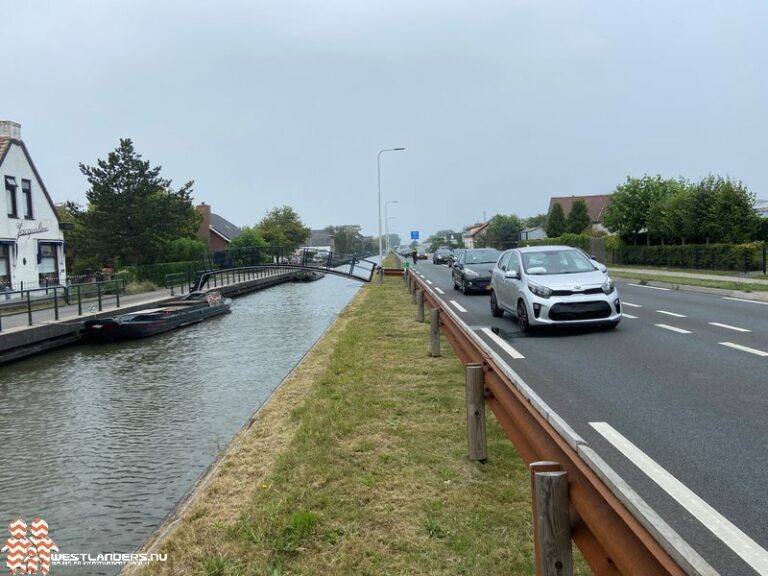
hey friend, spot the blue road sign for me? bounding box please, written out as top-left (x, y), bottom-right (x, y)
top-left (410, 230), bottom-right (419, 240)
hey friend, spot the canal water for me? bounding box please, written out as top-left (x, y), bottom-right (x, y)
top-left (0, 275), bottom-right (361, 575)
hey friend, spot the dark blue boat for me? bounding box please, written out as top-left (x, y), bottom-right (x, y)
top-left (83, 290), bottom-right (232, 342)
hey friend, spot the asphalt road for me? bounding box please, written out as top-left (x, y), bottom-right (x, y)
top-left (410, 259), bottom-right (768, 576)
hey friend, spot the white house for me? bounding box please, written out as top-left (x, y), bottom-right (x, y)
top-left (520, 225), bottom-right (547, 241)
top-left (1, 121), bottom-right (66, 291)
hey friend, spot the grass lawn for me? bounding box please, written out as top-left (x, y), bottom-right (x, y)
top-left (138, 276), bottom-right (591, 576)
top-left (609, 270), bottom-right (768, 292)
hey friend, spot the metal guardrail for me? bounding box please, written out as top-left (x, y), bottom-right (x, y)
top-left (404, 269), bottom-right (716, 576)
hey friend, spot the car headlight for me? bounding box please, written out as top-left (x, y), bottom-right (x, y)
top-left (464, 268), bottom-right (479, 278)
top-left (527, 280), bottom-right (552, 299)
top-left (602, 277), bottom-right (615, 294)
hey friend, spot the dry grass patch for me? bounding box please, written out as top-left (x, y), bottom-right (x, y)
top-left (137, 277), bottom-right (591, 575)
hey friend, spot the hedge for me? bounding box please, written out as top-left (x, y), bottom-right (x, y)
top-left (614, 242), bottom-right (766, 271)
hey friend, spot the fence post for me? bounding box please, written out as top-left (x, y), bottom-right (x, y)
top-left (77, 285), bottom-right (82, 316)
top-left (416, 289), bottom-right (424, 322)
top-left (411, 284), bottom-right (417, 304)
top-left (763, 242), bottom-right (767, 276)
top-left (403, 270), bottom-right (408, 287)
top-left (530, 462), bottom-right (563, 574)
top-left (465, 364), bottom-right (487, 462)
top-left (27, 290), bottom-right (33, 326)
top-left (430, 308), bottom-right (441, 357)
top-left (532, 468), bottom-right (573, 576)
top-left (115, 280), bottom-right (121, 308)
top-left (53, 287), bottom-right (59, 321)
top-left (97, 282), bottom-right (103, 311)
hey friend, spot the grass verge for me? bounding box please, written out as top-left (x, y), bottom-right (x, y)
top-left (138, 276), bottom-right (591, 576)
top-left (609, 270), bottom-right (768, 292)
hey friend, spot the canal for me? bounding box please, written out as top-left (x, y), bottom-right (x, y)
top-left (0, 275), bottom-right (362, 575)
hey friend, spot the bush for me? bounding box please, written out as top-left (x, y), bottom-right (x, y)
top-left (520, 233), bottom-right (591, 251)
top-left (125, 281), bottom-right (160, 294)
top-left (615, 242), bottom-right (765, 271)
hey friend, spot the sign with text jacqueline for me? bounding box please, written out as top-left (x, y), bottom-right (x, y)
top-left (410, 231), bottom-right (419, 240)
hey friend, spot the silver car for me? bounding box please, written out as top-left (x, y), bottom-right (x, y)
top-left (489, 246), bottom-right (621, 332)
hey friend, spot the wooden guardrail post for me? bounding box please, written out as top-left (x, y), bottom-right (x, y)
top-left (416, 289), bottom-right (424, 322)
top-left (465, 364), bottom-right (487, 462)
top-left (403, 269), bottom-right (408, 286)
top-left (430, 308), bottom-right (440, 357)
top-left (531, 464), bottom-right (573, 576)
top-left (411, 285), bottom-right (417, 304)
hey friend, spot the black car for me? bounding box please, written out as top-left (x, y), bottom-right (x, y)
top-left (447, 248), bottom-right (465, 266)
top-left (432, 247), bottom-right (453, 265)
top-left (452, 248), bottom-right (501, 294)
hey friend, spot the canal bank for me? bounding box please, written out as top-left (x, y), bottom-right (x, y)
top-left (129, 276), bottom-right (591, 576)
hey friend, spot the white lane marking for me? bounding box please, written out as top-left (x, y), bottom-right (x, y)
top-left (628, 283), bottom-right (671, 291)
top-left (723, 297), bottom-right (768, 306)
top-left (621, 313), bottom-right (638, 319)
top-left (450, 300), bottom-right (467, 313)
top-left (719, 342), bottom-right (768, 357)
top-left (655, 324), bottom-right (692, 334)
top-left (426, 280), bottom-right (433, 285)
top-left (480, 328), bottom-right (525, 359)
top-left (657, 310), bottom-right (687, 318)
top-left (434, 287), bottom-right (445, 295)
top-left (590, 422), bottom-right (768, 574)
top-left (709, 322), bottom-right (751, 333)
top-left (622, 302), bottom-right (642, 308)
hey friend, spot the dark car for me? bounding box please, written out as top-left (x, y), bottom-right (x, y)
top-left (452, 248), bottom-right (501, 294)
top-left (447, 248), bottom-right (465, 266)
top-left (432, 247), bottom-right (453, 265)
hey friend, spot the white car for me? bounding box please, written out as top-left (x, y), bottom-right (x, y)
top-left (489, 246), bottom-right (621, 332)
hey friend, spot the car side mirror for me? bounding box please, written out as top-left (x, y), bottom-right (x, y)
top-left (504, 270), bottom-right (519, 279)
top-left (596, 263), bottom-right (607, 273)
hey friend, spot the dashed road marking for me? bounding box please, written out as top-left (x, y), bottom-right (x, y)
top-left (450, 300), bottom-right (467, 313)
top-left (709, 322), bottom-right (750, 333)
top-left (622, 302), bottom-right (642, 308)
top-left (590, 422), bottom-right (768, 575)
top-left (719, 342), bottom-right (768, 357)
top-left (426, 280), bottom-right (433, 285)
top-left (434, 287), bottom-right (445, 295)
top-left (621, 313), bottom-right (638, 319)
top-left (628, 283), bottom-right (671, 291)
top-left (655, 324), bottom-right (691, 334)
top-left (480, 328), bottom-right (524, 359)
top-left (657, 310), bottom-right (687, 318)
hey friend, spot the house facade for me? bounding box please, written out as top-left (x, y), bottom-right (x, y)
top-left (461, 222), bottom-right (489, 249)
top-left (548, 194), bottom-right (612, 233)
top-left (196, 203), bottom-right (242, 251)
top-left (1, 121), bottom-right (66, 290)
top-left (520, 225), bottom-right (547, 241)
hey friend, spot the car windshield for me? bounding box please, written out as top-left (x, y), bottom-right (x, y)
top-left (522, 249), bottom-right (596, 275)
top-left (464, 249), bottom-right (500, 264)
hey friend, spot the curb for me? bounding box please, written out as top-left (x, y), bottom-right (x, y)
top-left (622, 279), bottom-right (768, 303)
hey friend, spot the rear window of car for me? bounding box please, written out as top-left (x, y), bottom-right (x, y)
top-left (465, 249), bottom-right (500, 264)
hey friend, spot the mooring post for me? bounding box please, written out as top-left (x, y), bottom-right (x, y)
top-left (416, 289), bottom-right (424, 322)
top-left (430, 308), bottom-right (441, 357)
top-left (465, 364), bottom-right (487, 462)
top-left (532, 468), bottom-right (573, 576)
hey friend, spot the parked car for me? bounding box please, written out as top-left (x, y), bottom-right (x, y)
top-left (432, 247), bottom-right (453, 265)
top-left (489, 245), bottom-right (621, 332)
top-left (452, 248), bottom-right (501, 294)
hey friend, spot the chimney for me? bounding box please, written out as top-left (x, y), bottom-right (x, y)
top-left (196, 203), bottom-right (212, 250)
top-left (0, 121), bottom-right (21, 139)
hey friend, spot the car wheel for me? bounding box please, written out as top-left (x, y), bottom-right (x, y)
top-left (517, 300), bottom-right (532, 333)
top-left (461, 277), bottom-right (469, 295)
top-left (490, 291), bottom-right (503, 317)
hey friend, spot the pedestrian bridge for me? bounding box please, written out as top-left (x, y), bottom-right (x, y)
top-left (192, 248), bottom-right (380, 291)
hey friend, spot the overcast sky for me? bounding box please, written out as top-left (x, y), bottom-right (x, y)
top-left (3, 0), bottom-right (766, 242)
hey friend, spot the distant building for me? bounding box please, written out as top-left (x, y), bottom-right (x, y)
top-left (299, 229), bottom-right (336, 253)
top-left (756, 199), bottom-right (768, 218)
top-left (197, 203), bottom-right (242, 251)
top-left (520, 225), bottom-right (547, 241)
top-left (1, 121), bottom-right (67, 290)
top-left (548, 194), bottom-right (612, 233)
top-left (462, 222), bottom-right (489, 249)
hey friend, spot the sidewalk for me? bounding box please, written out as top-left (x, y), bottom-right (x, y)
top-left (609, 267), bottom-right (768, 286)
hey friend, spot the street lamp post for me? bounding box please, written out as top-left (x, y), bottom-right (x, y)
top-left (378, 147), bottom-right (405, 266)
top-left (385, 200), bottom-right (399, 253)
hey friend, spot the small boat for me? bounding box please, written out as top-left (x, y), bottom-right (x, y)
top-left (83, 290), bottom-right (232, 342)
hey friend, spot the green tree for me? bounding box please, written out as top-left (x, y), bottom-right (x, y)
top-left (78, 139), bottom-right (200, 266)
top-left (56, 201), bottom-right (92, 272)
top-left (545, 203), bottom-right (566, 237)
top-left (256, 206), bottom-right (310, 252)
top-left (162, 237), bottom-right (207, 262)
top-left (705, 175), bottom-right (759, 243)
top-left (477, 214), bottom-right (524, 249)
top-left (566, 199), bottom-right (591, 234)
top-left (229, 226), bottom-right (268, 249)
top-left (427, 229), bottom-right (463, 251)
top-left (602, 175), bottom-right (669, 244)
top-left (325, 225), bottom-right (366, 256)
top-left (525, 213), bottom-right (548, 229)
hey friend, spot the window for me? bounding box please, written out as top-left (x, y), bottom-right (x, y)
top-left (38, 242), bottom-right (59, 285)
top-left (0, 244), bottom-right (10, 287)
top-left (22, 179), bottom-right (33, 219)
top-left (5, 175), bottom-right (18, 218)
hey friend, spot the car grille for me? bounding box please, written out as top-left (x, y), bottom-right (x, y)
top-left (551, 287), bottom-right (604, 296)
top-left (549, 301), bottom-right (612, 321)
